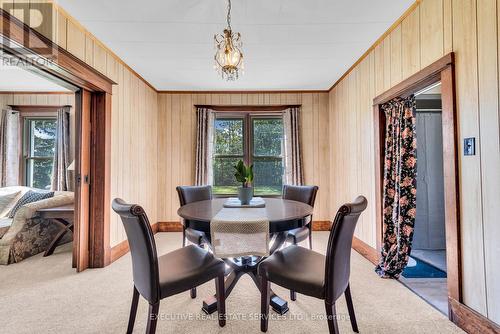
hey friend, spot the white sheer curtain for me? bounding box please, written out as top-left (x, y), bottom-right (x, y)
top-left (283, 107), bottom-right (303, 185)
top-left (0, 108), bottom-right (20, 187)
top-left (195, 107), bottom-right (215, 185)
top-left (51, 106), bottom-right (71, 191)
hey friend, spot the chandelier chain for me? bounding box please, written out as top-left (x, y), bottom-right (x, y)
top-left (227, 0), bottom-right (232, 30)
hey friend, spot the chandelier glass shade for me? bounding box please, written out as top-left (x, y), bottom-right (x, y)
top-left (214, 0), bottom-right (244, 81)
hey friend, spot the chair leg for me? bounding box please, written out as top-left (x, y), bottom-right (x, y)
top-left (146, 302), bottom-right (160, 334)
top-left (189, 239), bottom-right (205, 299)
top-left (126, 286), bottom-right (140, 334)
top-left (184, 226), bottom-right (197, 299)
top-left (182, 226), bottom-right (186, 247)
top-left (215, 273), bottom-right (226, 327)
top-left (261, 275), bottom-right (270, 332)
top-left (345, 283), bottom-right (359, 333)
top-left (325, 302), bottom-right (339, 334)
top-left (308, 224), bottom-right (313, 250)
top-left (290, 235), bottom-right (297, 301)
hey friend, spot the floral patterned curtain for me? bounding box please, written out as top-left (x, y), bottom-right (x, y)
top-left (375, 95), bottom-right (417, 278)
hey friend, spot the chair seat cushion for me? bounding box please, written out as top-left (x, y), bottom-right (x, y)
top-left (185, 227), bottom-right (207, 245)
top-left (287, 226), bottom-right (310, 243)
top-left (158, 245), bottom-right (225, 298)
top-left (259, 245), bottom-right (326, 299)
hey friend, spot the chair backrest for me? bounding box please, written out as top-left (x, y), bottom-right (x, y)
top-left (176, 185), bottom-right (213, 206)
top-left (112, 198), bottom-right (160, 304)
top-left (324, 196), bottom-right (367, 303)
top-left (282, 185), bottom-right (319, 207)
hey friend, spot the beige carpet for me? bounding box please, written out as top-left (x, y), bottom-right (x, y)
top-left (0, 232), bottom-right (463, 334)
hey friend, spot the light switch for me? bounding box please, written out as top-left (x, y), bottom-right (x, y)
top-left (464, 138), bottom-right (475, 156)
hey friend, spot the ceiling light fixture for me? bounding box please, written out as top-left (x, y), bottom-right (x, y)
top-left (214, 0), bottom-right (244, 81)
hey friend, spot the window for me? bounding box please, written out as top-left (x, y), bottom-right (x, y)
top-left (23, 117), bottom-right (57, 189)
top-left (213, 114), bottom-right (284, 196)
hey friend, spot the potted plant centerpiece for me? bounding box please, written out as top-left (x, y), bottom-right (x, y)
top-left (234, 160), bottom-right (254, 205)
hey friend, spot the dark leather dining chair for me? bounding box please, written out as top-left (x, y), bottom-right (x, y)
top-left (176, 185), bottom-right (212, 247)
top-left (176, 185), bottom-right (212, 298)
top-left (259, 196), bottom-right (367, 334)
top-left (112, 198), bottom-right (226, 334)
top-left (282, 184), bottom-right (318, 301)
top-left (283, 184), bottom-right (319, 249)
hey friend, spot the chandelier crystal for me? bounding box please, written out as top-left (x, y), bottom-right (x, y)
top-left (214, 0), bottom-right (244, 81)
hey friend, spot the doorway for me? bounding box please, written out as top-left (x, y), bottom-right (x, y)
top-left (398, 82), bottom-right (448, 314)
top-left (373, 53), bottom-right (462, 320)
top-left (0, 60), bottom-right (79, 269)
top-left (1, 9), bottom-right (114, 270)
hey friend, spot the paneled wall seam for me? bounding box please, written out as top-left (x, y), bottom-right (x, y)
top-left (474, 0), bottom-right (489, 317)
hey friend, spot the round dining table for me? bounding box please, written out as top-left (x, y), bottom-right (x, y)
top-left (177, 197), bottom-right (313, 315)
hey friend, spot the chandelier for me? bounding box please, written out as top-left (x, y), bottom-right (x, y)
top-left (214, 0), bottom-right (244, 81)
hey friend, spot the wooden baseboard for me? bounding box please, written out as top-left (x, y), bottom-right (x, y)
top-left (110, 222), bottom-right (160, 262)
top-left (155, 220), bottom-right (332, 232)
top-left (351, 236), bottom-right (379, 265)
top-left (151, 222), bottom-right (159, 234)
top-left (157, 221), bottom-right (183, 232)
top-left (110, 239), bottom-right (129, 262)
top-left (449, 298), bottom-right (500, 334)
top-left (111, 220), bottom-right (332, 260)
top-left (117, 225), bottom-right (374, 265)
top-left (312, 221), bottom-right (331, 231)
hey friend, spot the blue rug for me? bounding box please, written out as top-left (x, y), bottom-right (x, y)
top-left (402, 257), bottom-right (447, 278)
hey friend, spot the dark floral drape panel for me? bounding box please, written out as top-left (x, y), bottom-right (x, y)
top-left (375, 95), bottom-right (417, 279)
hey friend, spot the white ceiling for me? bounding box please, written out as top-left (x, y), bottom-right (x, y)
top-left (0, 63), bottom-right (71, 92)
top-left (55, 0), bottom-right (414, 91)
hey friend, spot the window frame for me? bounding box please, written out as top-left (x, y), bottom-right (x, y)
top-left (20, 112), bottom-right (57, 187)
top-left (213, 112), bottom-right (284, 197)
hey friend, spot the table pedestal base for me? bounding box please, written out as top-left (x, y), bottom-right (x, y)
top-left (201, 269), bottom-right (289, 315)
top-left (201, 241), bottom-right (290, 316)
top-left (200, 232), bottom-right (291, 315)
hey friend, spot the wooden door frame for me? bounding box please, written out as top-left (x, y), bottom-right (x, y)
top-left (1, 9), bottom-right (115, 270)
top-left (372, 53), bottom-right (462, 315)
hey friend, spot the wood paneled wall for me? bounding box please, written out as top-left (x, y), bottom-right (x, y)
top-left (0, 92), bottom-right (74, 111)
top-left (108, 65), bottom-right (158, 247)
top-left (157, 92), bottom-right (330, 223)
top-left (1, 1), bottom-right (159, 247)
top-left (328, 0), bottom-right (500, 323)
top-left (0, 92), bottom-right (74, 107)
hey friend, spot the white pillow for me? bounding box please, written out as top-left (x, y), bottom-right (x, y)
top-left (0, 191), bottom-right (21, 217)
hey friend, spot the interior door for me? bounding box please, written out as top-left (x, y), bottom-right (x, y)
top-left (73, 89), bottom-right (91, 272)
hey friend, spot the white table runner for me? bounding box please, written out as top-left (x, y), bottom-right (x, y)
top-left (223, 197), bottom-right (266, 208)
top-left (210, 207), bottom-right (269, 258)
